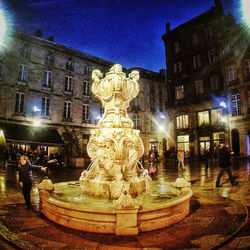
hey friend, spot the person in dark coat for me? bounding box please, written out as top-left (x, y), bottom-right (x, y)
top-left (18, 155), bottom-right (47, 209)
top-left (216, 144), bottom-right (237, 187)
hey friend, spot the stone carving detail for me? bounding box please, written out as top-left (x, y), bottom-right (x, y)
top-left (80, 64), bottom-right (151, 199)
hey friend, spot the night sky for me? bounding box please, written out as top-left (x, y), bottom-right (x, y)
top-left (1, 0), bottom-right (243, 72)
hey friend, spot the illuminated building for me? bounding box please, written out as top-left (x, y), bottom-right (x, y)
top-left (162, 0), bottom-right (250, 158)
top-left (0, 30), bottom-right (166, 165)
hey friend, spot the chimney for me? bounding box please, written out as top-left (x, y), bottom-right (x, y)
top-left (215, 0), bottom-right (223, 13)
top-left (48, 36), bottom-right (54, 41)
top-left (166, 22), bottom-right (171, 33)
top-left (35, 29), bottom-right (42, 38)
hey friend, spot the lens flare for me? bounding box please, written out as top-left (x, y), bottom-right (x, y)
top-left (242, 0), bottom-right (250, 27)
top-left (0, 9), bottom-right (6, 46)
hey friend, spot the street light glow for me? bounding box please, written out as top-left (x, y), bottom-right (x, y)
top-left (33, 120), bottom-right (41, 127)
top-left (242, 0), bottom-right (250, 27)
top-left (33, 105), bottom-right (41, 112)
top-left (219, 101), bottom-right (227, 108)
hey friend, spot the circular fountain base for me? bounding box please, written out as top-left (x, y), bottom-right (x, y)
top-left (38, 180), bottom-right (192, 235)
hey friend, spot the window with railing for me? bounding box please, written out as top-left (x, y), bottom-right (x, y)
top-left (208, 48), bottom-right (217, 64)
top-left (20, 47), bottom-right (30, 59)
top-left (211, 108), bottom-right (223, 125)
top-left (193, 55), bottom-right (201, 69)
top-left (83, 104), bottom-right (90, 122)
top-left (43, 71), bottom-right (52, 89)
top-left (195, 80), bottom-right (204, 95)
top-left (18, 64), bottom-right (28, 84)
top-left (41, 97), bottom-right (50, 117)
top-left (198, 110), bottom-right (209, 126)
top-left (15, 92), bottom-right (24, 113)
top-left (244, 60), bottom-right (250, 81)
top-left (133, 114), bottom-right (140, 129)
top-left (45, 54), bottom-right (54, 65)
top-left (192, 33), bottom-right (199, 46)
top-left (222, 44), bottom-right (232, 59)
top-left (66, 59), bottom-right (74, 72)
top-left (176, 85), bottom-right (184, 100)
top-left (64, 101), bottom-right (71, 119)
top-left (205, 26), bottom-right (212, 41)
top-left (65, 76), bottom-right (73, 93)
top-left (83, 81), bottom-right (90, 97)
top-left (210, 75), bottom-right (220, 91)
top-left (228, 65), bottom-right (238, 82)
top-left (174, 61), bottom-right (182, 73)
top-left (231, 93), bottom-right (242, 116)
top-left (84, 66), bottom-right (91, 76)
top-left (176, 115), bottom-right (188, 129)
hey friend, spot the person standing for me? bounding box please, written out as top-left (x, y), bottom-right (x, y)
top-left (18, 155), bottom-right (47, 209)
top-left (177, 149), bottom-right (185, 170)
top-left (216, 144), bottom-right (237, 187)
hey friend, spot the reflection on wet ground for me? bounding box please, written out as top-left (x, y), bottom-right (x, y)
top-left (0, 158), bottom-right (249, 249)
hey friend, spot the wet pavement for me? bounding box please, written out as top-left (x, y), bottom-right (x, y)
top-left (0, 158), bottom-right (249, 249)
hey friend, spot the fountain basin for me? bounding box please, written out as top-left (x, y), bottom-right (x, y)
top-left (39, 181), bottom-right (192, 235)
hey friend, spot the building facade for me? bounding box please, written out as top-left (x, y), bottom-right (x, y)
top-left (0, 30), bottom-right (167, 166)
top-left (162, 0), bottom-right (250, 158)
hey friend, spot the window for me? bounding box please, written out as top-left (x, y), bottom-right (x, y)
top-left (198, 111), bottom-right (209, 126)
top-left (193, 55), bottom-right (201, 69)
top-left (0, 61), bottom-right (3, 80)
top-left (45, 54), bottom-right (54, 65)
top-left (195, 80), bottom-right (204, 95)
top-left (132, 96), bottom-right (140, 110)
top-left (150, 96), bottom-right (155, 112)
top-left (210, 75), bottom-right (220, 91)
top-left (83, 104), bottom-right (90, 121)
top-left (64, 101), bottom-right (71, 119)
top-left (228, 65), bottom-right (237, 82)
top-left (83, 81), bottom-right (90, 97)
top-left (208, 49), bottom-right (217, 64)
top-left (18, 64), bottom-right (28, 84)
top-left (65, 76), bottom-right (72, 93)
top-left (41, 97), bottom-right (50, 117)
top-left (66, 59), bottom-right (74, 71)
top-left (244, 60), bottom-right (250, 81)
top-left (192, 33), bottom-right (199, 46)
top-left (211, 108), bottom-right (223, 125)
top-left (177, 135), bottom-right (189, 151)
top-left (174, 61), bottom-right (182, 73)
top-left (231, 94), bottom-right (242, 116)
top-left (174, 41), bottom-right (180, 53)
top-left (176, 115), bottom-right (188, 129)
top-left (20, 47), bottom-right (30, 59)
top-left (15, 92), bottom-right (24, 113)
top-left (213, 132), bottom-right (225, 148)
top-left (84, 66), bottom-right (91, 75)
top-left (43, 71), bottom-right (52, 88)
top-left (176, 85), bottom-right (184, 100)
top-left (222, 44), bottom-right (231, 59)
top-left (133, 114), bottom-right (140, 129)
top-left (205, 26), bottom-right (212, 40)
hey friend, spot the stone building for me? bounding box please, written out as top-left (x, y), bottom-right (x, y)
top-left (0, 29), bottom-right (166, 166)
top-left (162, 0), bottom-right (250, 158)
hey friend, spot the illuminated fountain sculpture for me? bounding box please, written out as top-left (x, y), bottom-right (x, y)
top-left (38, 64), bottom-right (192, 235)
top-left (79, 64), bottom-right (151, 199)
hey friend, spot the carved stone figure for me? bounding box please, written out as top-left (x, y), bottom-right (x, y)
top-left (79, 64), bottom-right (151, 199)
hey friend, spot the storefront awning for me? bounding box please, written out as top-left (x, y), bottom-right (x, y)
top-left (0, 122), bottom-right (65, 146)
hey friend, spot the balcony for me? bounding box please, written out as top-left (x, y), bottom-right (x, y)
top-left (63, 117), bottom-right (72, 122)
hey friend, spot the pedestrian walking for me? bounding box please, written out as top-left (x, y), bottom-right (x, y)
top-left (177, 149), bottom-right (185, 170)
top-left (18, 155), bottom-right (47, 209)
top-left (216, 144), bottom-right (238, 187)
top-left (204, 148), bottom-right (211, 168)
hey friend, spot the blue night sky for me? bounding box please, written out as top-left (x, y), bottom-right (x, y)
top-left (2, 0), bottom-right (243, 72)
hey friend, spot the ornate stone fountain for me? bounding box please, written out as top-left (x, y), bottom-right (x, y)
top-left (38, 64), bottom-right (192, 235)
top-left (79, 64), bottom-right (151, 199)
